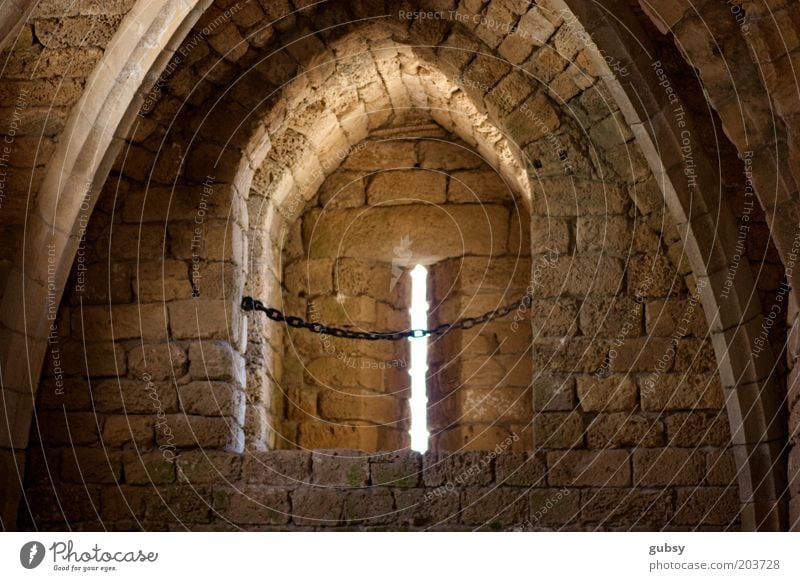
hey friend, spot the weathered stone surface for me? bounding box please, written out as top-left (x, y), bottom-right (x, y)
top-left (531, 338), bottom-right (609, 373)
top-left (318, 171), bottom-right (366, 209)
top-left (93, 379), bottom-right (178, 414)
top-left (291, 487), bottom-right (345, 526)
top-left (178, 382), bottom-right (245, 421)
top-left (448, 169), bottom-right (511, 203)
top-left (586, 413), bottom-right (663, 448)
top-left (344, 141), bottom-right (416, 170)
top-left (125, 451), bottom-right (176, 485)
top-left (547, 450), bottom-right (631, 487)
top-left (579, 297), bottom-right (643, 337)
top-left (215, 486), bottom-right (290, 524)
top-left (157, 415), bottom-right (241, 449)
top-left (312, 449), bottom-right (370, 486)
top-left (664, 412), bottom-right (730, 447)
top-left (319, 389), bottom-right (402, 423)
top-left (646, 298), bottom-right (707, 337)
top-left (303, 205), bottom-right (510, 260)
top-left (674, 487), bottom-right (739, 526)
top-left (461, 487), bottom-right (528, 525)
top-left (422, 451), bottom-right (494, 487)
top-left (73, 305), bottom-right (165, 341)
top-left (533, 375), bottom-right (576, 411)
top-left (242, 451), bottom-right (311, 486)
top-left (528, 488), bottom-right (580, 525)
top-left (705, 448), bottom-right (738, 486)
top-left (189, 341), bottom-right (245, 384)
top-left (531, 179), bottom-right (628, 216)
top-left (634, 448), bottom-right (705, 486)
top-left (60, 341), bottom-right (127, 377)
top-left (370, 451), bottom-right (421, 487)
top-left (102, 415), bottom-right (154, 447)
top-left (457, 387), bottom-right (532, 423)
top-left (10, 0), bottom-right (763, 534)
top-left (61, 448), bottom-right (121, 483)
top-left (582, 489), bottom-right (674, 525)
top-left (368, 170), bottom-right (447, 206)
top-left (343, 488), bottom-right (395, 523)
top-left (576, 376), bottom-right (637, 412)
top-left (176, 450), bottom-right (242, 484)
top-left (128, 343), bottom-right (188, 381)
top-left (641, 373), bottom-right (724, 411)
top-left (495, 452), bottom-right (546, 486)
top-left (609, 337), bottom-right (675, 373)
top-left (419, 141), bottom-right (484, 170)
top-left (538, 256), bottom-right (625, 297)
top-left (394, 488), bottom-right (459, 526)
top-left (533, 412), bottom-right (584, 448)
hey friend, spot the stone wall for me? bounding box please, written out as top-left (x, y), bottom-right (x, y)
top-left (636, 0), bottom-right (798, 530)
top-left (0, 0), bottom-right (137, 296)
top-left (21, 448), bottom-right (738, 531)
top-left (2, 0), bottom-right (793, 530)
top-left (279, 131), bottom-right (533, 452)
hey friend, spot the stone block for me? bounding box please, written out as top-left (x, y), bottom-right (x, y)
top-left (368, 170), bottom-right (447, 205)
top-left (124, 450), bottom-right (177, 484)
top-left (533, 375), bottom-right (575, 411)
top-left (447, 169), bottom-right (510, 203)
top-left (189, 341), bottom-right (245, 384)
top-left (72, 304), bottom-right (165, 341)
top-left (461, 487), bottom-right (528, 526)
top-left (343, 141), bottom-right (416, 170)
top-left (581, 489), bottom-right (674, 526)
top-left (61, 448), bottom-right (121, 483)
top-left (318, 171), bottom-right (366, 209)
top-left (537, 256), bottom-right (624, 298)
top-left (93, 378), bottom-right (178, 414)
top-left (495, 452), bottom-right (547, 486)
top-left (214, 486), bottom-right (290, 524)
top-left (586, 413), bottom-right (663, 448)
top-left (640, 373), bottom-right (724, 411)
top-left (394, 488), bottom-right (460, 526)
top-left (528, 487), bottom-right (580, 525)
top-left (304, 205), bottom-right (509, 261)
top-left (547, 450), bottom-right (630, 487)
top-left (674, 487), bottom-right (738, 526)
top-left (291, 487), bottom-right (345, 526)
top-left (576, 375), bottom-right (637, 412)
top-left (127, 343), bottom-right (188, 381)
top-left (178, 381), bottom-right (245, 422)
top-left (242, 450), bottom-right (311, 485)
top-left (343, 488), bottom-right (395, 523)
top-left (419, 141), bottom-right (483, 170)
top-left (370, 450), bottom-right (422, 487)
top-left (102, 415), bottom-right (154, 447)
top-left (664, 412), bottom-right (730, 447)
top-left (533, 412), bottom-right (584, 448)
top-left (312, 449), bottom-right (370, 486)
top-left (422, 451), bottom-right (493, 487)
top-left (634, 448), bottom-right (705, 486)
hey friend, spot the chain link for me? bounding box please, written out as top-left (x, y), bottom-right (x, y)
top-left (241, 294), bottom-right (532, 341)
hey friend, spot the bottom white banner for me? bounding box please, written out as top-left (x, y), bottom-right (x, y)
top-left (1, 533), bottom-right (797, 580)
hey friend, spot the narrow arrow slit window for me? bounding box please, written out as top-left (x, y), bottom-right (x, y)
top-left (408, 264), bottom-right (429, 452)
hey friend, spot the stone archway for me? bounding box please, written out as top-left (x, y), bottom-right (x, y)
top-left (0, 0), bottom-right (790, 530)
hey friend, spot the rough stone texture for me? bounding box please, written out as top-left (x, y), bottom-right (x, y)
top-left (280, 134), bottom-right (532, 453)
top-left (0, 0), bottom-right (777, 532)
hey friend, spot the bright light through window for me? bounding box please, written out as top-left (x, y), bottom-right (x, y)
top-left (408, 264), bottom-right (429, 452)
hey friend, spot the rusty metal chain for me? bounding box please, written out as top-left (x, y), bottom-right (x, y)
top-left (240, 294), bottom-right (532, 341)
